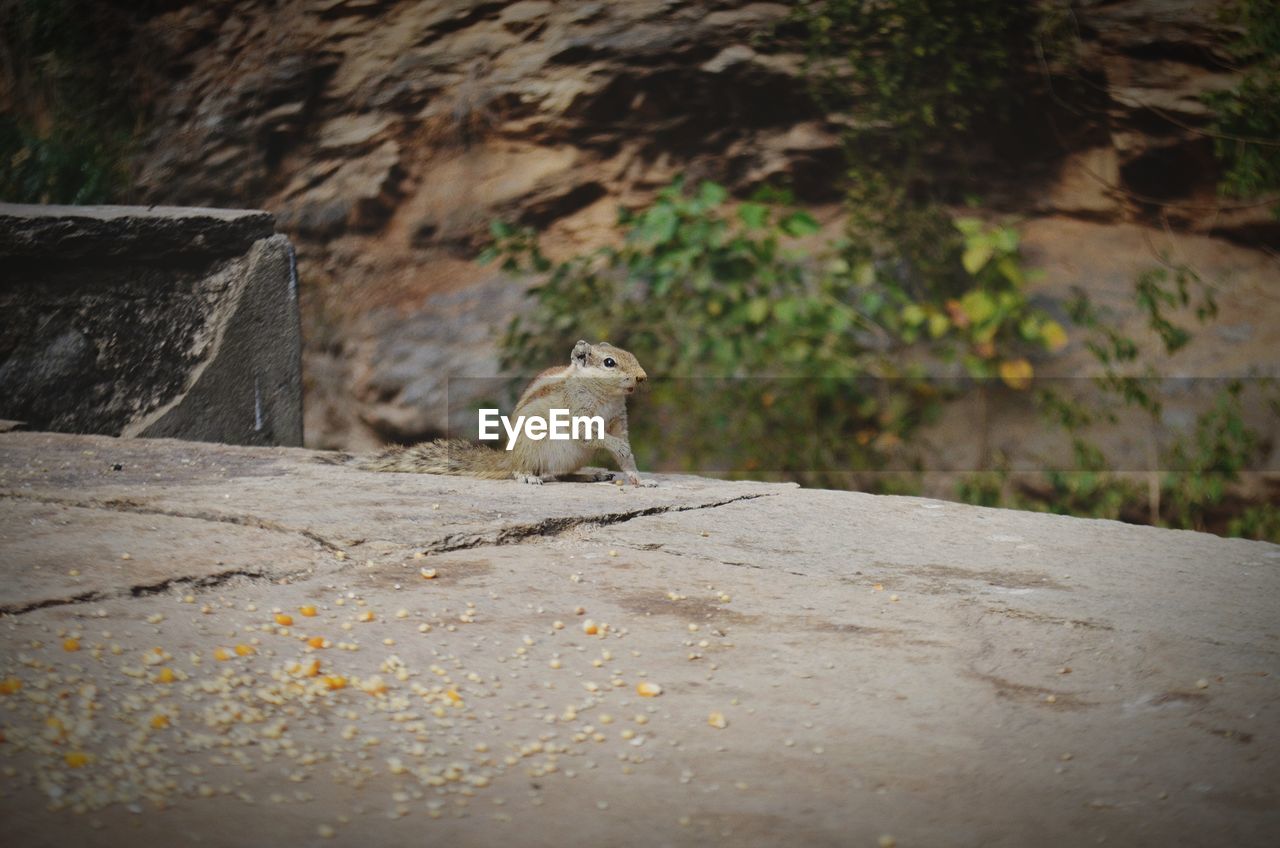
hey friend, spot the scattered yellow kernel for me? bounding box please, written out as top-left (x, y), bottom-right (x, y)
top-left (323, 675), bottom-right (348, 691)
top-left (274, 613), bottom-right (294, 626)
top-left (213, 648), bottom-right (232, 662)
top-left (150, 714), bottom-right (170, 729)
top-left (299, 605), bottom-right (318, 617)
top-left (155, 667), bottom-right (175, 684)
top-left (64, 751), bottom-right (90, 768)
top-left (708, 712), bottom-right (728, 729)
top-left (582, 620), bottom-right (599, 636)
top-left (357, 610), bottom-right (375, 623)
top-left (636, 682), bottom-right (663, 698)
top-left (0, 677), bottom-right (21, 695)
top-left (62, 638), bottom-right (81, 652)
top-left (420, 568), bottom-right (437, 579)
top-left (445, 689), bottom-right (463, 705)
top-left (234, 643), bottom-right (256, 657)
top-left (299, 659), bottom-right (321, 678)
top-left (307, 636), bottom-right (328, 649)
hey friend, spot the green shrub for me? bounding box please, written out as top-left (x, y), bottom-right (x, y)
top-left (1203, 0), bottom-right (1280, 207)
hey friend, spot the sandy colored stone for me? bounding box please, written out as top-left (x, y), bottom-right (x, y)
top-left (0, 432), bottom-right (1276, 846)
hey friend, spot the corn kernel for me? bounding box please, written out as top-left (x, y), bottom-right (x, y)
top-left (234, 643), bottom-right (255, 657)
top-left (275, 613), bottom-right (294, 626)
top-left (64, 751), bottom-right (91, 768)
top-left (307, 636), bottom-right (328, 649)
top-left (420, 568), bottom-right (437, 579)
top-left (150, 714), bottom-right (170, 729)
top-left (636, 682), bottom-right (662, 698)
top-left (707, 712), bottom-right (728, 729)
top-left (62, 638), bottom-right (81, 652)
top-left (324, 675), bottom-right (347, 691)
top-left (357, 610), bottom-right (375, 623)
top-left (213, 648), bottom-right (231, 661)
top-left (582, 620), bottom-right (599, 636)
top-left (300, 605), bottom-right (318, 617)
top-left (155, 667), bottom-right (175, 684)
top-left (0, 677), bottom-right (21, 695)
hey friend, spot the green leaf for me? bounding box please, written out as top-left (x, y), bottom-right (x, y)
top-left (737, 203), bottom-right (769, 229)
top-left (698, 181), bottom-right (728, 207)
top-left (637, 204), bottom-right (678, 244)
top-left (960, 291), bottom-right (996, 325)
top-left (962, 243), bottom-right (994, 275)
top-left (489, 220), bottom-right (513, 239)
top-left (746, 298), bottom-right (770, 324)
top-left (781, 211), bottom-right (820, 237)
top-left (901, 303), bottom-right (926, 327)
top-left (992, 227), bottom-right (1019, 253)
top-left (954, 216), bottom-right (984, 237)
top-left (996, 256), bottom-right (1023, 286)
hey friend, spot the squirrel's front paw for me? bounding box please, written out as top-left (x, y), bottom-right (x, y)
top-left (627, 474), bottom-right (658, 488)
top-left (515, 473), bottom-right (545, 485)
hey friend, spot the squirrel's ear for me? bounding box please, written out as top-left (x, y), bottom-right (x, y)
top-left (571, 340), bottom-right (590, 364)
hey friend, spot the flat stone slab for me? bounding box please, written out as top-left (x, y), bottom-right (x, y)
top-left (0, 433), bottom-right (1277, 847)
top-left (0, 432), bottom-right (790, 552)
top-left (0, 203), bottom-right (275, 260)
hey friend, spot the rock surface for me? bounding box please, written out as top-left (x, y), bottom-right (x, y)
top-left (108, 0), bottom-right (1278, 450)
top-left (0, 204), bottom-right (303, 447)
top-left (0, 204), bottom-right (275, 260)
top-left (1, 431), bottom-right (1277, 846)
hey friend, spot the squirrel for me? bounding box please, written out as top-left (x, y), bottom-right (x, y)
top-left (357, 340), bottom-right (655, 486)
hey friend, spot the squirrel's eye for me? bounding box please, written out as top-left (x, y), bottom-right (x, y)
top-left (603, 357), bottom-right (616, 368)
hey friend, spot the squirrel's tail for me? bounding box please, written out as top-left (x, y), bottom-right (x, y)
top-left (357, 439), bottom-right (513, 479)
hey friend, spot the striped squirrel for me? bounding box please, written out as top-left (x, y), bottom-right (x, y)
top-left (359, 340), bottom-right (654, 486)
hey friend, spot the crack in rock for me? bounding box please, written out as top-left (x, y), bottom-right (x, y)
top-left (0, 490), bottom-right (344, 552)
top-left (1, 568), bottom-right (271, 616)
top-left (419, 492), bottom-right (778, 554)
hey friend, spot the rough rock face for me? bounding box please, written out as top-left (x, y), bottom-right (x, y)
top-left (122, 0), bottom-right (1278, 448)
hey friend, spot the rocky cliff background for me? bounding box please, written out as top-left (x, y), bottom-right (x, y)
top-left (3, 0), bottom-right (1277, 465)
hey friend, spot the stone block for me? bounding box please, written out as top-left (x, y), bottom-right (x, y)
top-left (0, 204), bottom-right (303, 446)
